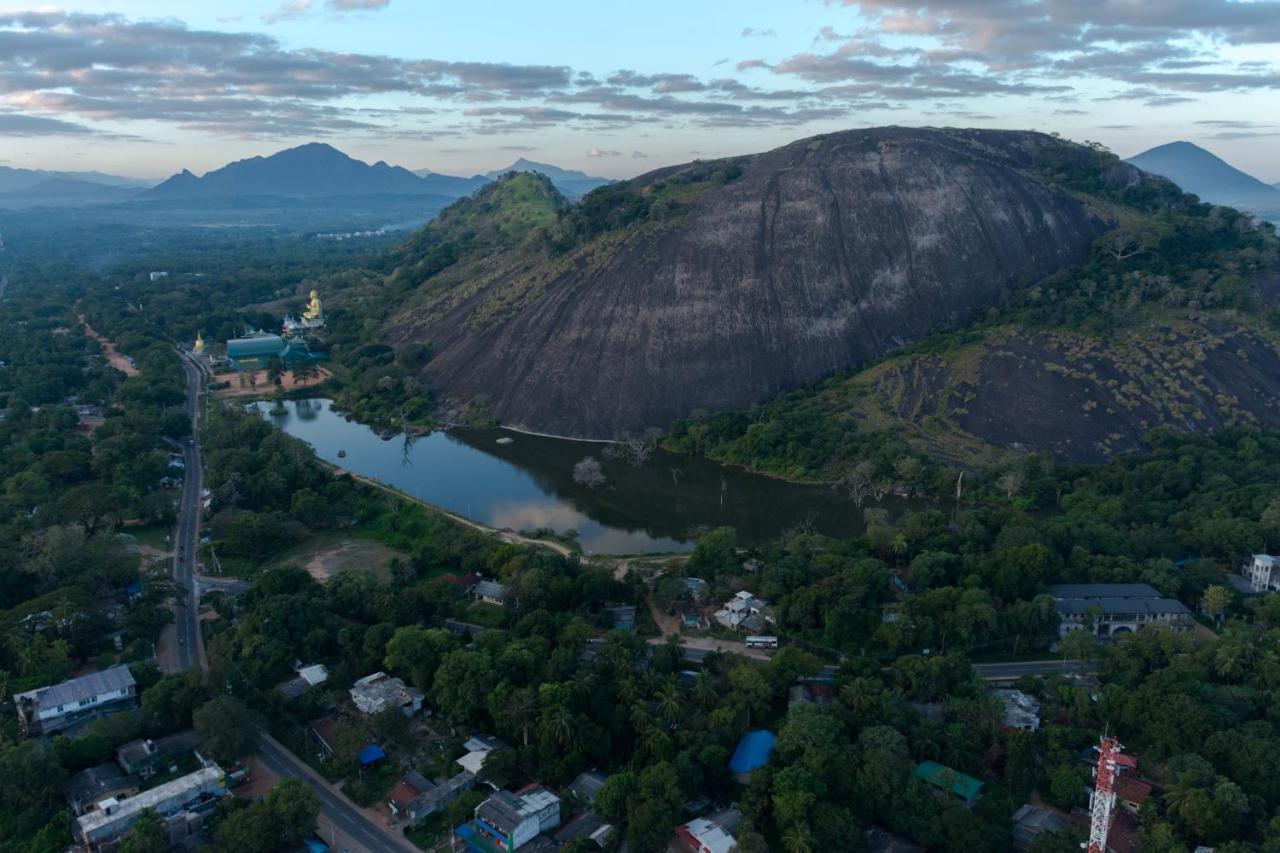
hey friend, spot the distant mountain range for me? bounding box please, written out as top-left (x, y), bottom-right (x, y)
top-left (1126, 141), bottom-right (1280, 222)
top-left (141, 144), bottom-right (609, 204)
top-left (480, 158), bottom-right (611, 198)
top-left (0, 166), bottom-right (151, 193)
top-left (144, 143), bottom-right (461, 200)
top-left (0, 145), bottom-right (610, 212)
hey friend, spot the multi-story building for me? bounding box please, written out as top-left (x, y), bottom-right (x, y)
top-left (1048, 583), bottom-right (1192, 638)
top-left (12, 665), bottom-right (137, 736)
top-left (713, 590), bottom-right (774, 634)
top-left (471, 785), bottom-right (561, 851)
top-left (1247, 554), bottom-right (1280, 593)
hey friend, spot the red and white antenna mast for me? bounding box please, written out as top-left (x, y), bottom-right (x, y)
top-left (1087, 735), bottom-right (1135, 853)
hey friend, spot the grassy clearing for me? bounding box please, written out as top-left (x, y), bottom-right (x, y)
top-left (268, 530), bottom-right (408, 583)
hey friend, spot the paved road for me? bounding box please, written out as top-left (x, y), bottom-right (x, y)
top-left (973, 660), bottom-right (1096, 680)
top-left (257, 734), bottom-right (417, 853)
top-left (172, 351), bottom-right (206, 671)
top-left (171, 348), bottom-right (408, 853)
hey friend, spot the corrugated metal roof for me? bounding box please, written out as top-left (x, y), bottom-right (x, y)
top-left (21, 665), bottom-right (135, 710)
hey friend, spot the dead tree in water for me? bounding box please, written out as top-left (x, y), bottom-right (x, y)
top-left (573, 456), bottom-right (607, 489)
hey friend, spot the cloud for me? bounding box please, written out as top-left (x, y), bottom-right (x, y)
top-left (587, 147), bottom-right (621, 157)
top-left (264, 0), bottom-right (390, 22)
top-left (741, 27), bottom-right (776, 38)
top-left (263, 0), bottom-right (314, 24)
top-left (0, 12), bottom-right (573, 137)
top-left (0, 111), bottom-right (99, 135)
top-left (754, 0), bottom-right (1280, 110)
top-left (631, 150), bottom-right (648, 158)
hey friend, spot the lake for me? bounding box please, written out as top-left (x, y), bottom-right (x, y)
top-left (252, 398), bottom-right (913, 554)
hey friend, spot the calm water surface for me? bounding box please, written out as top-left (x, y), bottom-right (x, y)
top-left (253, 399), bottom-right (913, 554)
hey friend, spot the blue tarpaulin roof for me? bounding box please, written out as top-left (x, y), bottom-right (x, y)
top-left (729, 730), bottom-right (775, 774)
top-left (358, 744), bottom-right (386, 766)
top-left (304, 840), bottom-right (329, 853)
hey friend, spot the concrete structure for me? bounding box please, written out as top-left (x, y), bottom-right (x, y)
top-left (1247, 554), bottom-right (1279, 593)
top-left (349, 672), bottom-right (423, 717)
top-left (472, 786), bottom-right (561, 851)
top-left (65, 764), bottom-right (141, 816)
top-left (74, 765), bottom-right (224, 850)
top-left (713, 590), bottom-right (773, 633)
top-left (993, 689), bottom-right (1041, 731)
top-left (1048, 583), bottom-right (1192, 638)
top-left (13, 665), bottom-right (136, 736)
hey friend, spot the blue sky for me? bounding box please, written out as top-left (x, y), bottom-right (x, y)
top-left (0, 1), bottom-right (1277, 181)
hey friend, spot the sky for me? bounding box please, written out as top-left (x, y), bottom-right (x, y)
top-left (0, 1), bottom-right (1277, 182)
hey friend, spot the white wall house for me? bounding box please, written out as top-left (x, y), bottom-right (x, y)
top-left (13, 665), bottom-right (137, 736)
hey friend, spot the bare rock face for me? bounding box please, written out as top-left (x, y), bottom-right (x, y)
top-left (396, 127), bottom-right (1127, 438)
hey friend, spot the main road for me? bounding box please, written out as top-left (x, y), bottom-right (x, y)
top-left (171, 347), bottom-right (413, 852)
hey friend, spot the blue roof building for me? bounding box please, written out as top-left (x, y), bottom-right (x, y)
top-left (729, 730), bottom-right (775, 778)
top-left (358, 744), bottom-right (386, 766)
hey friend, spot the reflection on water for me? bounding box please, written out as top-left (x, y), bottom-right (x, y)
top-left (253, 399), bottom-right (909, 555)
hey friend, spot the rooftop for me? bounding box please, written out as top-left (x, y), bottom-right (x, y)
top-left (728, 730), bottom-right (775, 774)
top-left (15, 664), bottom-right (135, 711)
top-left (913, 761), bottom-right (983, 801)
top-left (74, 766), bottom-right (223, 838)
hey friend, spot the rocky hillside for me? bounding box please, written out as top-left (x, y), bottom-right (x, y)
top-left (385, 127), bottom-right (1142, 438)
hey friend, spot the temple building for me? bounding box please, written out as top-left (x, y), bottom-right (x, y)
top-left (225, 328), bottom-right (312, 370)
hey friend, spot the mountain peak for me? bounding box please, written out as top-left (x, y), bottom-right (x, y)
top-left (1127, 140), bottom-right (1280, 220)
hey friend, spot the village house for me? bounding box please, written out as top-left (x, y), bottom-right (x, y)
top-left (349, 671), bottom-right (423, 717)
top-left (713, 590), bottom-right (773, 634)
top-left (675, 808), bottom-right (741, 853)
top-left (276, 663), bottom-right (329, 700)
top-left (914, 761), bottom-right (983, 808)
top-left (115, 730), bottom-right (205, 780)
top-left (1048, 583), bottom-right (1192, 638)
top-left (64, 764), bottom-right (141, 816)
top-left (13, 665), bottom-right (137, 737)
top-left (388, 768), bottom-right (477, 825)
top-left (473, 579), bottom-right (509, 606)
top-left (470, 785), bottom-right (561, 851)
top-left (456, 733), bottom-right (511, 775)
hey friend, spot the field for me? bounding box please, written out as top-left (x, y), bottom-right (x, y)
top-left (269, 531), bottom-right (408, 583)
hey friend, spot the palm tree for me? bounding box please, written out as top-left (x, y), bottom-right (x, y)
top-left (781, 823), bottom-right (814, 853)
top-left (657, 683), bottom-right (683, 728)
top-left (891, 533), bottom-right (908, 568)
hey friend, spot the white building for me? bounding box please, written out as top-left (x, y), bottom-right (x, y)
top-left (13, 665), bottom-right (137, 736)
top-left (713, 590), bottom-right (773, 634)
top-left (349, 672), bottom-right (423, 717)
top-left (74, 765), bottom-right (224, 849)
top-left (1248, 555), bottom-right (1279, 593)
